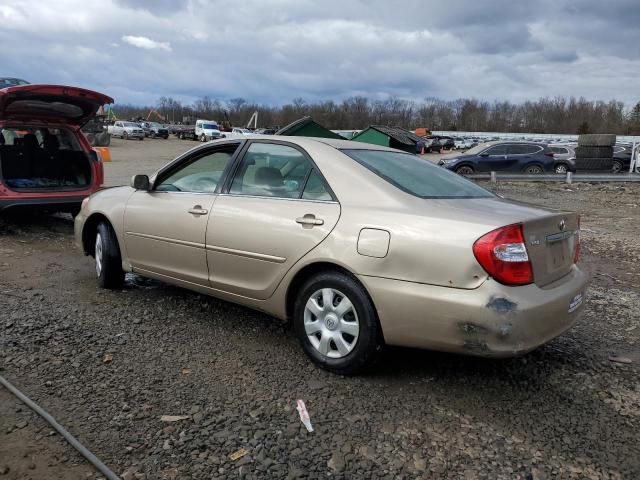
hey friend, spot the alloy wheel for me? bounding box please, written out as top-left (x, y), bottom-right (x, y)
top-left (525, 165), bottom-right (543, 174)
top-left (456, 165), bottom-right (474, 176)
top-left (554, 164), bottom-right (568, 174)
top-left (303, 288), bottom-right (360, 359)
top-left (612, 161), bottom-right (623, 173)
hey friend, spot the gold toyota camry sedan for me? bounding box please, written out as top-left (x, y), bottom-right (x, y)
top-left (75, 137), bottom-right (588, 374)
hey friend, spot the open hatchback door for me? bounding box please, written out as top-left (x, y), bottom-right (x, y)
top-left (0, 84), bottom-right (113, 127)
top-left (0, 84), bottom-right (113, 214)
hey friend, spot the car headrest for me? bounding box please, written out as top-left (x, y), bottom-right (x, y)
top-left (254, 166), bottom-right (284, 187)
top-left (43, 135), bottom-right (60, 153)
top-left (22, 133), bottom-right (39, 150)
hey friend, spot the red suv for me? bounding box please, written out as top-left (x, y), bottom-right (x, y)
top-left (0, 84), bottom-right (113, 215)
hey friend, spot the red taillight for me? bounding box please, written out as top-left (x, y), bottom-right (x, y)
top-left (574, 216), bottom-right (581, 263)
top-left (473, 224), bottom-right (534, 286)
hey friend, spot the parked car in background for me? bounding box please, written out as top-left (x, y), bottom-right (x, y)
top-left (254, 128), bottom-right (276, 135)
top-left (427, 135), bottom-right (454, 151)
top-left (224, 127), bottom-right (252, 137)
top-left (438, 141), bottom-right (570, 175)
top-left (195, 119), bottom-right (223, 142)
top-left (0, 84), bottom-right (112, 215)
top-left (0, 78), bottom-right (30, 88)
top-left (75, 137), bottom-right (587, 374)
top-left (548, 145), bottom-right (576, 174)
top-left (140, 121), bottom-right (169, 139)
top-left (108, 121), bottom-right (145, 140)
top-left (612, 144), bottom-right (633, 173)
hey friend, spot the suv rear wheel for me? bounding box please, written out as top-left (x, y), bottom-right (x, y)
top-left (524, 164), bottom-right (543, 174)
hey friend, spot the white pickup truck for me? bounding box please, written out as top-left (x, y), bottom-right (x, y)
top-left (107, 121), bottom-right (145, 140)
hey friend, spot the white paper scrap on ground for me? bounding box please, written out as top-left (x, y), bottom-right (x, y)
top-left (296, 399), bottom-right (314, 432)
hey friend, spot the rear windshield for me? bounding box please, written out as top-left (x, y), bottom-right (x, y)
top-left (342, 149), bottom-right (493, 199)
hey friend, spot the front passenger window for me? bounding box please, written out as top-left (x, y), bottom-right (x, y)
top-left (156, 144), bottom-right (238, 193)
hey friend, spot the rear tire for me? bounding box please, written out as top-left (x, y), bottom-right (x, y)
top-left (293, 271), bottom-right (381, 375)
top-left (611, 159), bottom-right (624, 173)
top-left (523, 164), bottom-right (543, 174)
top-left (95, 222), bottom-right (125, 290)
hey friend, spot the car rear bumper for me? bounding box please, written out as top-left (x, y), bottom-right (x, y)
top-left (359, 265), bottom-right (588, 357)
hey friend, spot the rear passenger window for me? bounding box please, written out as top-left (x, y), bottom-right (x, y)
top-left (229, 143), bottom-right (312, 198)
top-left (508, 144), bottom-right (541, 155)
top-left (302, 169), bottom-right (332, 201)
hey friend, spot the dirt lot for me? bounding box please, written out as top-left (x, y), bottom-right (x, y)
top-left (1, 137), bottom-right (639, 479)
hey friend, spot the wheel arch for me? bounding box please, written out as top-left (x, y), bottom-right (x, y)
top-left (522, 162), bottom-right (545, 172)
top-left (284, 261), bottom-right (383, 339)
top-left (81, 212), bottom-right (112, 256)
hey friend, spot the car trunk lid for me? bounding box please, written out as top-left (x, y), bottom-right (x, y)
top-left (522, 212), bottom-right (579, 287)
top-left (0, 84), bottom-right (113, 127)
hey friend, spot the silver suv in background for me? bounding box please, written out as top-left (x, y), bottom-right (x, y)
top-left (108, 121), bottom-right (145, 140)
top-left (548, 144), bottom-right (576, 174)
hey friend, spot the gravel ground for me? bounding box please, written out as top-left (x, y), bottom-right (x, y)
top-left (1, 139), bottom-right (639, 479)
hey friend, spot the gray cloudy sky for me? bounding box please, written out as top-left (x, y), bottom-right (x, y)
top-left (1, 0), bottom-right (638, 107)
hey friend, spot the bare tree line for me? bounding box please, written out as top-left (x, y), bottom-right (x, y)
top-left (112, 95), bottom-right (640, 134)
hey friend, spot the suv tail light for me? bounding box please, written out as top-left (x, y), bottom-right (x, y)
top-left (574, 216), bottom-right (581, 263)
top-left (473, 224), bottom-right (533, 286)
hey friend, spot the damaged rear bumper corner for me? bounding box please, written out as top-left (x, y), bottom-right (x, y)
top-left (359, 265), bottom-right (588, 357)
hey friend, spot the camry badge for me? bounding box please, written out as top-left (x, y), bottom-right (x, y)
top-left (559, 219), bottom-right (566, 231)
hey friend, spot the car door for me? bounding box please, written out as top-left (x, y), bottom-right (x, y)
top-left (505, 144), bottom-right (540, 171)
top-left (206, 141), bottom-right (340, 300)
top-left (123, 142), bottom-right (241, 284)
top-left (477, 144), bottom-right (507, 171)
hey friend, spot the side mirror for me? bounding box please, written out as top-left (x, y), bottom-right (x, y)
top-left (131, 174), bottom-right (150, 191)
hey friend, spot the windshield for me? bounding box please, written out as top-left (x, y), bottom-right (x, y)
top-left (202, 124), bottom-right (218, 130)
top-left (342, 149), bottom-right (493, 199)
top-left (149, 122), bottom-right (162, 128)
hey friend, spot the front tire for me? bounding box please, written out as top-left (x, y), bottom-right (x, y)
top-left (455, 165), bottom-right (475, 176)
top-left (200, 134), bottom-right (207, 142)
top-left (293, 271), bottom-right (381, 375)
top-left (123, 131), bottom-right (128, 140)
top-left (95, 222), bottom-right (125, 289)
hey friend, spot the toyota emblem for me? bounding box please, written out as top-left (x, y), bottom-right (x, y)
top-left (559, 219), bottom-right (566, 231)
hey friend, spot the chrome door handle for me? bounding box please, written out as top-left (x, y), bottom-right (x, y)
top-left (296, 214), bottom-right (324, 226)
top-left (188, 205), bottom-right (208, 216)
